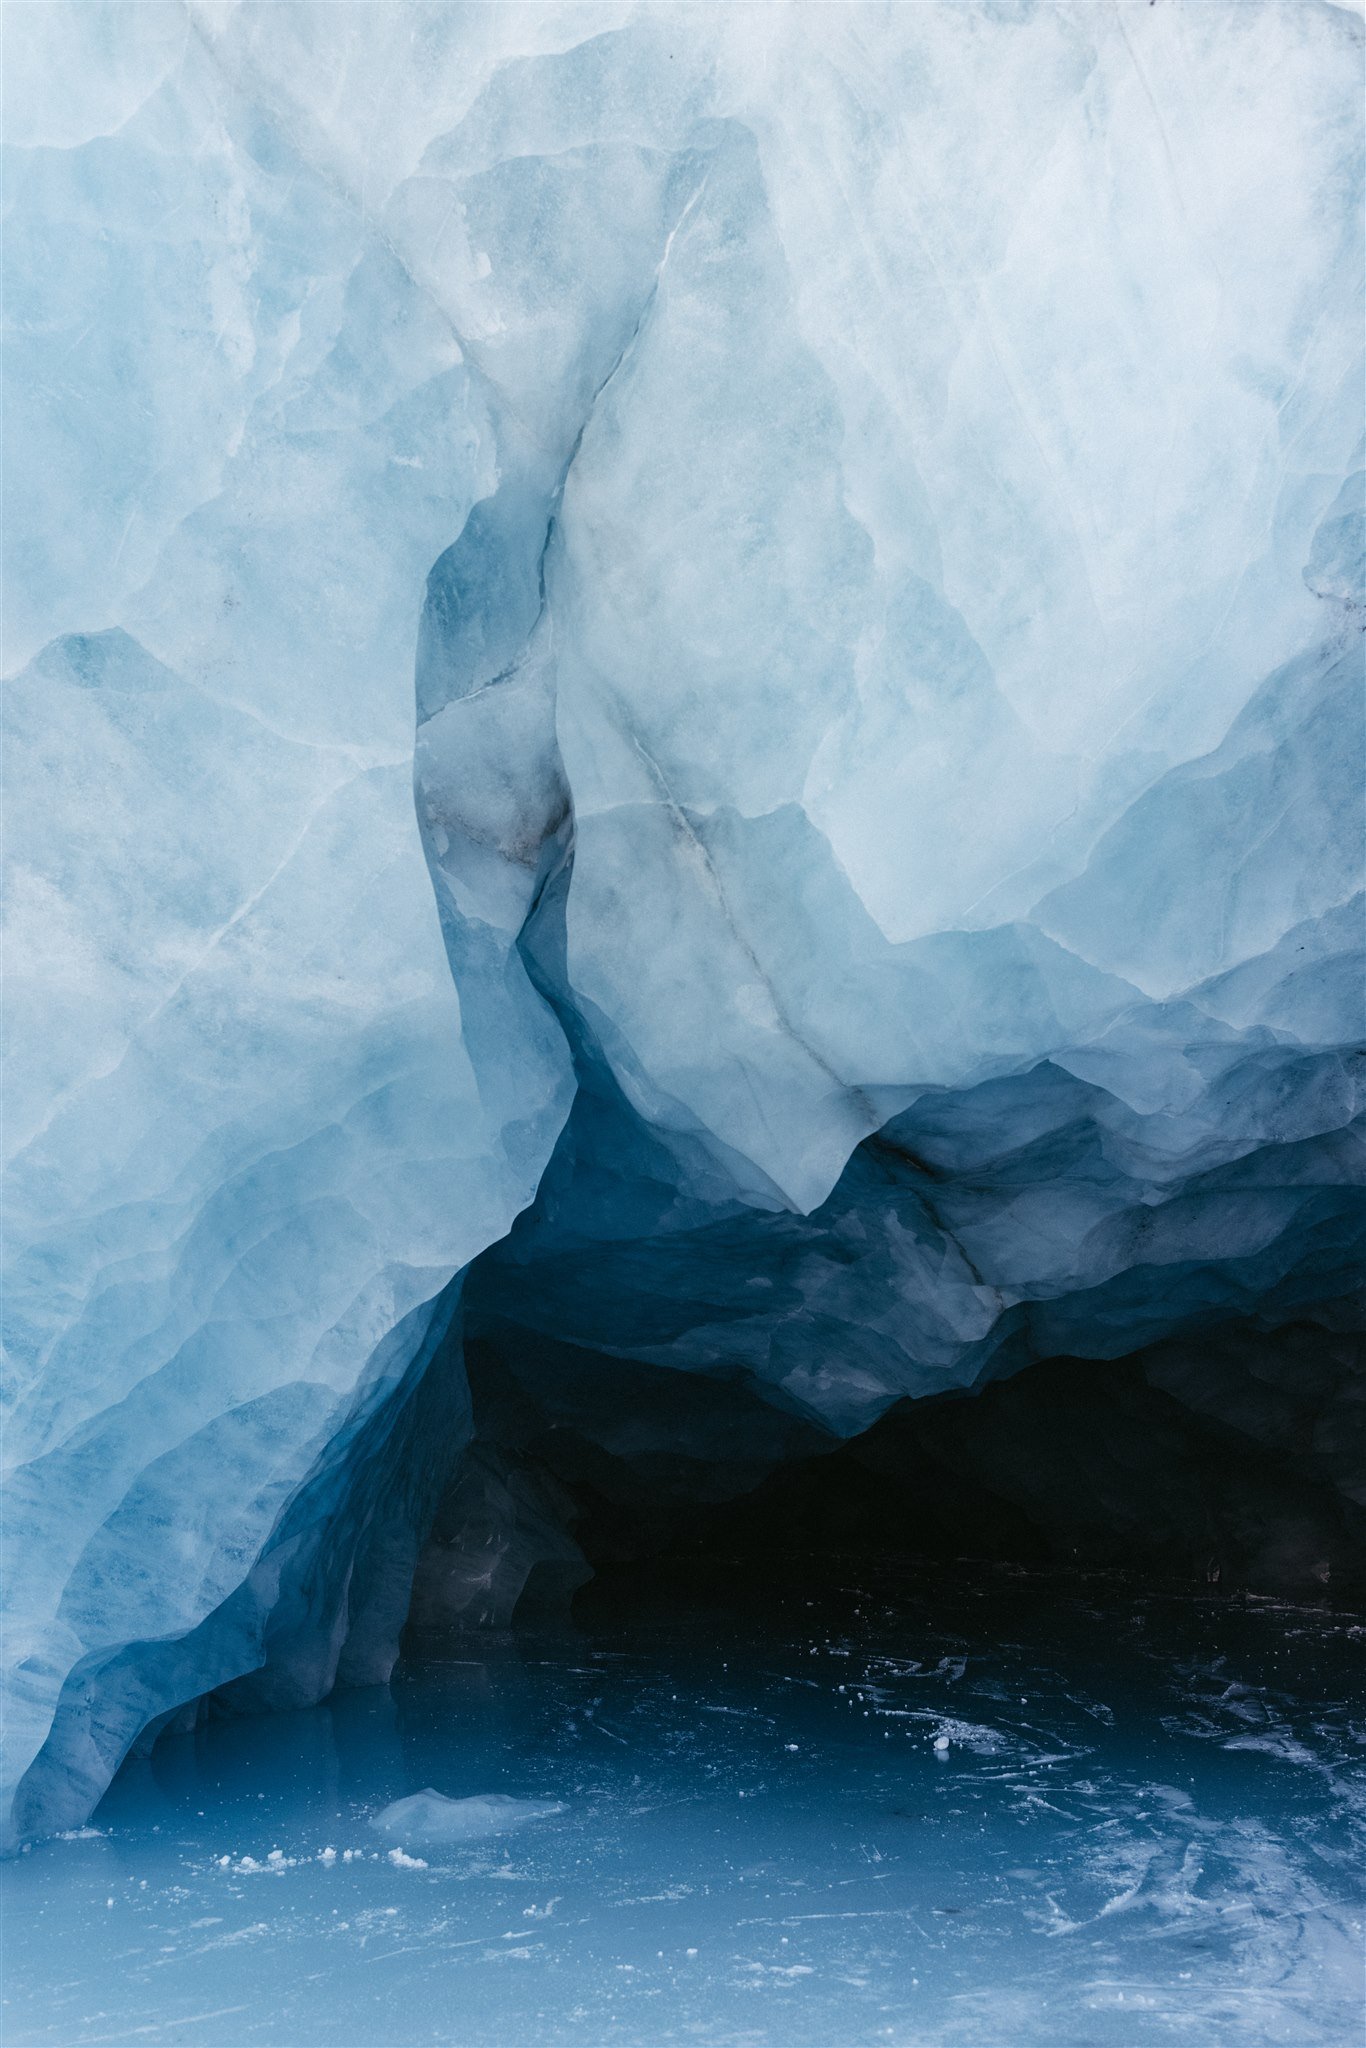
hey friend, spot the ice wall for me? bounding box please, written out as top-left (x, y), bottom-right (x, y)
top-left (4, 2), bottom-right (1363, 1846)
top-left (1, 4), bottom-right (584, 1844)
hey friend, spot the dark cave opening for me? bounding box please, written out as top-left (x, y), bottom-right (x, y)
top-left (401, 1318), bottom-right (1366, 1660)
top-left (388, 990), bottom-right (1366, 1661)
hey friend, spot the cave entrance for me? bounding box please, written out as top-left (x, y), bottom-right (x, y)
top-left (400, 1316), bottom-right (1366, 1660)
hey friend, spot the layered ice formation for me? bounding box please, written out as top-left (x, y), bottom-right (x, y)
top-left (3, 2), bottom-right (1363, 1848)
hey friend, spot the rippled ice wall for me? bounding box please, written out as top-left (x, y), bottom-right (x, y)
top-left (3, 1), bottom-right (1363, 1848)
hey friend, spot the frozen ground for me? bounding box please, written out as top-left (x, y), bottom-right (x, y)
top-left (3, 1565), bottom-right (1362, 2048)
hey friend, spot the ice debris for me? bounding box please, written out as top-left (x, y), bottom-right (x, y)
top-left (370, 1791), bottom-right (566, 1845)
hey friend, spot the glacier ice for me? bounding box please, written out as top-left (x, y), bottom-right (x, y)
top-left (370, 1790), bottom-right (565, 1846)
top-left (6, 1589), bottom-right (1366, 2048)
top-left (2, 2), bottom-right (1363, 1848)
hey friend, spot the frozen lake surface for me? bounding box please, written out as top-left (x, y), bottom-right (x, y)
top-left (4, 1564), bottom-right (1363, 2046)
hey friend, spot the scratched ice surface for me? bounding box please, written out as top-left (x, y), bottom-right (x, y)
top-left (4, 1569), bottom-right (1362, 2048)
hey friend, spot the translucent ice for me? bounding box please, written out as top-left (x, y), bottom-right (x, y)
top-left (4, 1577), bottom-right (1363, 2048)
top-left (3, 3), bottom-right (1362, 1847)
top-left (370, 1790), bottom-right (565, 1845)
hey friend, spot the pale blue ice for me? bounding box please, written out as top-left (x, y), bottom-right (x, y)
top-left (2, 0), bottom-right (1362, 1945)
top-left (3, 1572), bottom-right (1363, 2046)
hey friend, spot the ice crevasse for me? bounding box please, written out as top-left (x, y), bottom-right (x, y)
top-left (2, 1), bottom-right (1363, 1848)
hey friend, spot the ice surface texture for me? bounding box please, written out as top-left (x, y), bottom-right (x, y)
top-left (370, 1790), bottom-right (565, 1845)
top-left (3, 2), bottom-right (1363, 1846)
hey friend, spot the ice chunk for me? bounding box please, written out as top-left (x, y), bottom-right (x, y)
top-left (370, 1791), bottom-right (565, 1845)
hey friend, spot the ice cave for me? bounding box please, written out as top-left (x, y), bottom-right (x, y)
top-left (2, 3), bottom-right (1364, 2043)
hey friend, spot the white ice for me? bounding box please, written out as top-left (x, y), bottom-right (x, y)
top-left (370, 1790), bottom-right (565, 1845)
